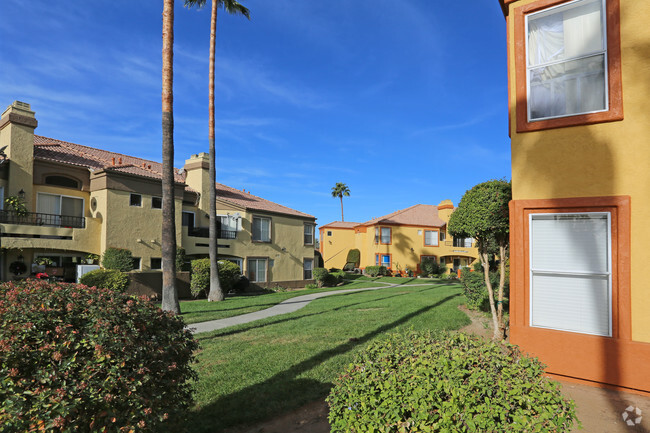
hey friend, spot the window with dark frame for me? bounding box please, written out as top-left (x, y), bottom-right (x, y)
top-left (130, 194), bottom-right (142, 207)
top-left (150, 258), bottom-right (162, 270)
top-left (152, 196), bottom-right (162, 209)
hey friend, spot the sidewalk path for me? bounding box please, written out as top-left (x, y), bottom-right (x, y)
top-left (188, 282), bottom-right (429, 334)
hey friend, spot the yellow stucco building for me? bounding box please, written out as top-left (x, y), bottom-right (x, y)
top-left (0, 101), bottom-right (316, 289)
top-left (499, 0), bottom-right (650, 392)
top-left (319, 201), bottom-right (478, 275)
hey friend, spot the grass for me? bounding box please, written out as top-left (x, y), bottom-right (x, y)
top-left (180, 278), bottom-right (397, 324)
top-left (186, 280), bottom-right (469, 432)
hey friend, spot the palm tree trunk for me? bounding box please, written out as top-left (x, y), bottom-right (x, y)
top-left (207, 0), bottom-right (224, 302)
top-left (161, 0), bottom-right (180, 313)
top-left (340, 195), bottom-right (344, 221)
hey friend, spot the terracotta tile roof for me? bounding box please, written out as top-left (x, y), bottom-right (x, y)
top-left (319, 221), bottom-right (360, 229)
top-left (34, 135), bottom-right (186, 183)
top-left (361, 204), bottom-right (446, 228)
top-left (215, 182), bottom-right (314, 219)
top-left (34, 135), bottom-right (313, 219)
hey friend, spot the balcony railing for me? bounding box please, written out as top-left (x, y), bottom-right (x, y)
top-left (0, 210), bottom-right (86, 229)
top-left (188, 227), bottom-right (237, 240)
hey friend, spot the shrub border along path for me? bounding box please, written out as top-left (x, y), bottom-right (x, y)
top-left (187, 281), bottom-right (427, 334)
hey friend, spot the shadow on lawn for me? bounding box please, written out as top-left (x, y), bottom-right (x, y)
top-left (188, 293), bottom-right (460, 433)
top-left (196, 285), bottom-right (441, 343)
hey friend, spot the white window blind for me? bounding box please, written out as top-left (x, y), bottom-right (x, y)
top-left (252, 217), bottom-right (270, 242)
top-left (424, 231), bottom-right (438, 246)
top-left (249, 258), bottom-right (267, 282)
top-left (530, 213), bottom-right (611, 336)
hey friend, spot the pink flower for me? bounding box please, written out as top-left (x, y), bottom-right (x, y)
top-left (36, 272), bottom-right (49, 279)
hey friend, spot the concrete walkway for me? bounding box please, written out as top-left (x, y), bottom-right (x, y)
top-left (188, 282), bottom-right (423, 334)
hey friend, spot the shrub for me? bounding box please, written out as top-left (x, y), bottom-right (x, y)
top-left (345, 249), bottom-right (360, 267)
top-left (101, 247), bottom-right (134, 272)
top-left (176, 247), bottom-right (187, 271)
top-left (232, 275), bottom-right (250, 293)
top-left (79, 269), bottom-right (130, 293)
top-left (420, 258), bottom-right (447, 277)
top-left (313, 267), bottom-right (330, 288)
top-left (0, 280), bottom-right (199, 432)
top-left (327, 331), bottom-right (578, 433)
top-left (305, 283), bottom-right (318, 290)
top-left (364, 266), bottom-right (387, 277)
top-left (460, 267), bottom-right (509, 311)
top-left (190, 259), bottom-right (242, 298)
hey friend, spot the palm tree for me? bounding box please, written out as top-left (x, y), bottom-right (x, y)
top-left (331, 182), bottom-right (351, 222)
top-left (161, 0), bottom-right (180, 313)
top-left (184, 0), bottom-right (250, 302)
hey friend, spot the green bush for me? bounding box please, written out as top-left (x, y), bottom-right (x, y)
top-left (190, 259), bottom-right (242, 298)
top-left (101, 247), bottom-right (134, 272)
top-left (345, 249), bottom-right (360, 267)
top-left (420, 258), bottom-right (447, 277)
top-left (460, 267), bottom-right (509, 311)
top-left (176, 247), bottom-right (187, 272)
top-left (364, 266), bottom-right (387, 277)
top-left (79, 269), bottom-right (130, 293)
top-left (313, 267), bottom-right (340, 288)
top-left (0, 280), bottom-right (199, 432)
top-left (305, 283), bottom-right (318, 290)
top-left (327, 331), bottom-right (578, 433)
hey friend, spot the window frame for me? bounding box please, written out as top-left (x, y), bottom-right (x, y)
top-left (304, 223), bottom-right (315, 246)
top-left (152, 196), bottom-right (162, 209)
top-left (375, 253), bottom-right (391, 269)
top-left (252, 216), bottom-right (272, 243)
top-left (380, 227), bottom-right (392, 245)
top-left (129, 193), bottom-right (142, 207)
top-left (424, 230), bottom-right (439, 247)
top-left (132, 257), bottom-right (142, 271)
top-left (150, 257), bottom-right (162, 270)
top-left (514, 0), bottom-right (622, 132)
top-left (528, 211), bottom-right (612, 336)
top-left (303, 258), bottom-right (314, 280)
top-left (248, 257), bottom-right (268, 283)
top-left (36, 192), bottom-right (85, 223)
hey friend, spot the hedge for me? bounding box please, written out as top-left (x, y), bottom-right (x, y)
top-left (78, 269), bottom-right (130, 293)
top-left (190, 259), bottom-right (242, 298)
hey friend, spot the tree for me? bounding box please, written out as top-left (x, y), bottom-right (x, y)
top-left (331, 182), bottom-right (350, 222)
top-left (185, 0), bottom-right (249, 302)
top-left (161, 0), bottom-right (180, 314)
top-left (447, 179), bottom-right (511, 340)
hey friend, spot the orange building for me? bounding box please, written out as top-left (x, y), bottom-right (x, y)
top-left (499, 0), bottom-right (650, 393)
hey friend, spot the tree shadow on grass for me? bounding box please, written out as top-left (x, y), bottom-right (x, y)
top-left (195, 285), bottom-right (441, 343)
top-left (188, 293), bottom-right (460, 433)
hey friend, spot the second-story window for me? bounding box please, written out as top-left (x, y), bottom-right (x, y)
top-left (130, 193), bottom-right (142, 207)
top-left (380, 227), bottom-right (391, 244)
top-left (424, 230), bottom-right (438, 246)
top-left (252, 216), bottom-right (271, 242)
top-left (152, 196), bottom-right (162, 209)
top-left (304, 224), bottom-right (314, 245)
top-left (440, 231), bottom-right (446, 242)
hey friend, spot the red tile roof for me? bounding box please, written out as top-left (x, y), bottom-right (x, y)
top-left (361, 204), bottom-right (446, 228)
top-left (33, 135), bottom-right (314, 219)
top-left (319, 221), bottom-right (360, 229)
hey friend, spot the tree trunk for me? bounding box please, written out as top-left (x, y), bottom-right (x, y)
top-left (478, 242), bottom-right (499, 340)
top-left (497, 243), bottom-right (507, 338)
top-left (340, 195), bottom-right (344, 221)
top-left (161, 0), bottom-right (180, 314)
top-left (207, 0), bottom-right (224, 302)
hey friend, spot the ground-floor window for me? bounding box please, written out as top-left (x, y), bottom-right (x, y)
top-left (248, 258), bottom-right (267, 283)
top-left (375, 254), bottom-right (391, 269)
top-left (529, 212), bottom-right (611, 336)
top-left (303, 258), bottom-right (313, 280)
top-left (221, 257), bottom-right (243, 274)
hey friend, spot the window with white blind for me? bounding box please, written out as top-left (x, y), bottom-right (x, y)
top-left (304, 224), bottom-right (314, 245)
top-left (529, 212), bottom-right (611, 336)
top-left (526, 0), bottom-right (607, 121)
top-left (36, 193), bottom-right (84, 225)
top-left (248, 258), bottom-right (267, 283)
top-left (303, 258), bottom-right (313, 280)
top-left (252, 216), bottom-right (271, 242)
top-left (424, 230), bottom-right (438, 246)
top-left (380, 227), bottom-right (391, 244)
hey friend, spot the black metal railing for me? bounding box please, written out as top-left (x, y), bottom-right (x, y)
top-left (0, 210), bottom-right (86, 229)
top-left (188, 227), bottom-right (237, 239)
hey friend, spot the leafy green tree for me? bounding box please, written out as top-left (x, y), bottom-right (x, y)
top-left (184, 0), bottom-right (250, 302)
top-left (331, 182), bottom-right (351, 221)
top-left (161, 0), bottom-right (180, 314)
top-left (447, 179), bottom-right (511, 339)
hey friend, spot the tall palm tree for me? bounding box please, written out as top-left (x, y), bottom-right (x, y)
top-left (331, 182), bottom-right (351, 222)
top-left (184, 0), bottom-right (249, 302)
top-left (161, 0), bottom-right (180, 313)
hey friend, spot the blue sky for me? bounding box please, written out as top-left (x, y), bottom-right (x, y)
top-left (0, 0), bottom-right (509, 231)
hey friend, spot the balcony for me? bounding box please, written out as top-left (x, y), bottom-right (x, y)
top-left (0, 210), bottom-right (86, 229)
top-left (188, 227), bottom-right (237, 240)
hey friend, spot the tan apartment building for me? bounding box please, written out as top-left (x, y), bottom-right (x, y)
top-left (0, 101), bottom-right (316, 289)
top-left (320, 201), bottom-right (479, 275)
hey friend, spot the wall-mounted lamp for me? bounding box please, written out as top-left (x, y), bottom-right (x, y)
top-left (410, 247), bottom-right (415, 252)
top-left (18, 189), bottom-right (25, 199)
top-left (136, 239), bottom-right (143, 243)
top-left (281, 247), bottom-right (287, 252)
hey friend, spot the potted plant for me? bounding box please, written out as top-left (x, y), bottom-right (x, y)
top-left (85, 253), bottom-right (100, 264)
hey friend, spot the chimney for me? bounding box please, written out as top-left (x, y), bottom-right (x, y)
top-left (111, 157), bottom-right (115, 165)
top-left (0, 101), bottom-right (38, 209)
top-left (437, 199), bottom-right (455, 224)
top-left (184, 153), bottom-right (210, 212)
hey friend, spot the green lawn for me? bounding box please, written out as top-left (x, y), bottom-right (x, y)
top-left (180, 279), bottom-right (397, 324)
top-left (187, 281), bottom-right (469, 432)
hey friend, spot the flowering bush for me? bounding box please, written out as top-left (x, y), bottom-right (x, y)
top-left (0, 280), bottom-right (199, 432)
